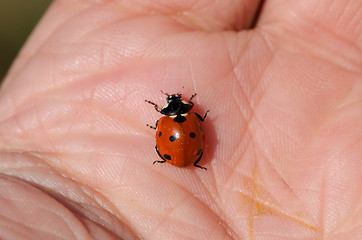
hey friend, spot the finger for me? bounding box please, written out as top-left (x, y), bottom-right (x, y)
top-left (100, 0), bottom-right (264, 31)
top-left (3, 0), bottom-right (262, 91)
top-left (1, 0), bottom-right (255, 100)
top-left (258, 0), bottom-right (362, 36)
top-left (256, 0), bottom-right (362, 71)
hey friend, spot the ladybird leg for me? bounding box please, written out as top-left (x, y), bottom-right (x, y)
top-left (147, 124), bottom-right (156, 130)
top-left (153, 145), bottom-right (166, 164)
top-left (146, 119), bottom-right (158, 130)
top-left (193, 151), bottom-right (207, 170)
top-left (188, 93), bottom-right (197, 104)
top-left (147, 119), bottom-right (159, 129)
top-left (145, 100), bottom-right (161, 113)
top-left (194, 110), bottom-right (209, 122)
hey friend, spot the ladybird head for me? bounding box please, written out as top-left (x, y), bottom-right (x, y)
top-left (166, 93), bottom-right (181, 103)
top-left (160, 92), bottom-right (193, 116)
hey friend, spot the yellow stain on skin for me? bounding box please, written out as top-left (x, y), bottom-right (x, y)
top-left (241, 170), bottom-right (317, 240)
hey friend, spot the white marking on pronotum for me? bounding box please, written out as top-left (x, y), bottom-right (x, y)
top-left (181, 113), bottom-right (188, 117)
top-left (182, 100), bottom-right (189, 105)
top-left (170, 115), bottom-right (177, 118)
top-left (162, 103), bottom-right (169, 110)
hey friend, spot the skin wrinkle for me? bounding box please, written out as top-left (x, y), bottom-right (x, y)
top-left (6, 165), bottom-right (135, 239)
top-left (2, 79), bottom-right (143, 145)
top-left (0, 216), bottom-right (38, 240)
top-left (239, 125), bottom-right (318, 230)
top-left (222, 129), bottom-right (251, 184)
top-left (218, 35), bottom-right (253, 167)
top-left (74, 15), bottom-right (127, 44)
top-left (6, 10), bottom-right (69, 79)
top-left (335, 0), bottom-right (350, 27)
top-left (148, 194), bottom-right (190, 238)
top-left (0, 179), bottom-right (79, 240)
top-left (257, 145), bottom-right (305, 210)
top-left (237, 178), bottom-right (318, 232)
top-left (35, 104), bottom-right (52, 144)
top-left (189, 173), bottom-right (231, 234)
top-left (230, 80), bottom-right (250, 123)
top-left (187, 60), bottom-right (197, 94)
top-left (254, 97), bottom-right (347, 236)
top-left (281, 21), bottom-right (362, 72)
top-left (64, 104), bottom-right (86, 136)
top-left (170, 0), bottom-right (237, 31)
top-left (91, 0), bottom-right (243, 31)
top-left (195, 158), bottom-right (228, 233)
top-left (146, 168), bottom-right (235, 238)
top-left (212, 70), bottom-right (251, 189)
top-left (12, 114), bottom-right (32, 143)
top-left (351, 2), bottom-right (362, 30)
top-left (304, 88), bottom-right (354, 148)
top-left (217, 130), bottom-right (254, 222)
top-left (324, 0), bottom-right (362, 39)
top-left (6, 71), bottom-right (81, 121)
top-left (23, 14), bottom-right (128, 92)
top-left (9, 5), bottom-right (98, 83)
top-left (59, 199), bottom-right (128, 239)
top-left (250, 0), bottom-right (265, 29)
top-left (264, 111), bottom-right (299, 145)
top-left (167, 199), bottom-right (230, 239)
top-left (233, 31), bottom-right (277, 113)
top-left (319, 143), bottom-right (329, 238)
top-left (250, 122), bottom-right (283, 179)
top-left (330, 199), bottom-right (361, 237)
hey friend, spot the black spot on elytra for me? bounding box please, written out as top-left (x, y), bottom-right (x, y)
top-left (197, 149), bottom-right (203, 156)
top-left (174, 115), bottom-right (186, 123)
top-left (169, 135), bottom-right (177, 142)
top-left (190, 132), bottom-right (196, 138)
top-left (158, 131), bottom-right (162, 137)
top-left (164, 154), bottom-right (171, 160)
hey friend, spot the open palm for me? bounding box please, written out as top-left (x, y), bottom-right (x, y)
top-left (0, 0), bottom-right (361, 239)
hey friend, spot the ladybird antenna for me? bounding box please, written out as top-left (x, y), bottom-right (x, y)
top-left (177, 86), bottom-right (184, 95)
top-left (160, 90), bottom-right (169, 96)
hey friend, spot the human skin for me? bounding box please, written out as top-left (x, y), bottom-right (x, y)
top-left (0, 0), bottom-right (361, 239)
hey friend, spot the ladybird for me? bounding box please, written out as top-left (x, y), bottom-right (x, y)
top-left (146, 91), bottom-right (209, 170)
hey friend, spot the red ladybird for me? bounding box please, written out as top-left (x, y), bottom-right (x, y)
top-left (146, 91), bottom-right (209, 170)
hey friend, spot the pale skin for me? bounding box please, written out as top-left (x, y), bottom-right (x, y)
top-left (0, 0), bottom-right (361, 239)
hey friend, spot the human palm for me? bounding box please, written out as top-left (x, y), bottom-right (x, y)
top-left (0, 1), bottom-right (361, 239)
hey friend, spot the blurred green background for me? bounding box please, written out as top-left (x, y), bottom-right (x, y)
top-left (0, 1), bottom-right (52, 82)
